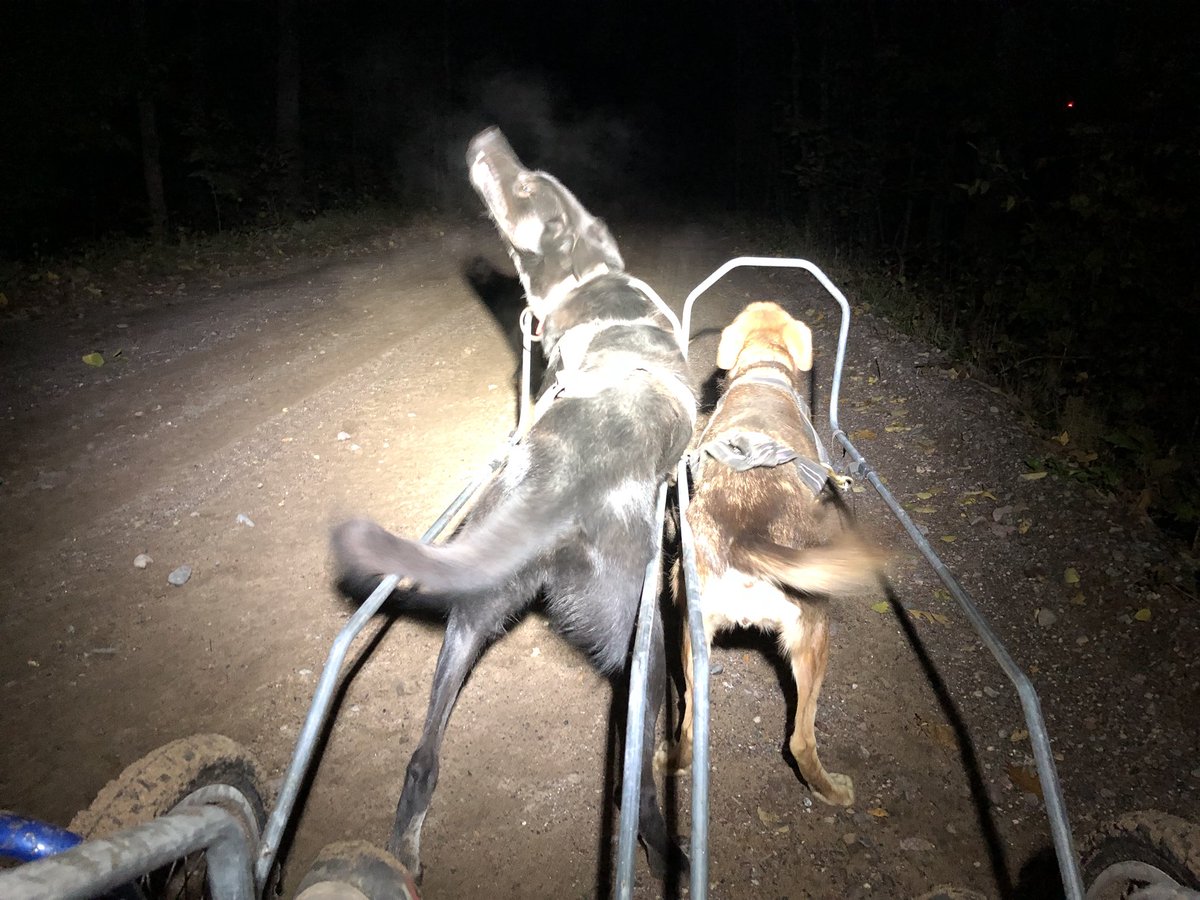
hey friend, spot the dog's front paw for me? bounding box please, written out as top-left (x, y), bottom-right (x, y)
top-left (385, 831), bottom-right (425, 885)
top-left (812, 772), bottom-right (855, 807)
top-left (643, 838), bottom-right (690, 881)
top-left (653, 740), bottom-right (692, 777)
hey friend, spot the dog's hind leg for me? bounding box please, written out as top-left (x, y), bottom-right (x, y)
top-left (654, 608), bottom-right (716, 777)
top-left (387, 601), bottom-right (513, 878)
top-left (782, 612), bottom-right (854, 806)
top-left (629, 611), bottom-right (689, 879)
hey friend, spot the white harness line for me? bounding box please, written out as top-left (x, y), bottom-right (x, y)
top-left (519, 273), bottom-right (695, 436)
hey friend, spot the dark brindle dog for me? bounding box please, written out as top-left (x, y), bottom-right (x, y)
top-left (332, 127), bottom-right (694, 879)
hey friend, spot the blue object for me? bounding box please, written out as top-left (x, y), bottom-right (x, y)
top-left (0, 812), bottom-right (83, 862)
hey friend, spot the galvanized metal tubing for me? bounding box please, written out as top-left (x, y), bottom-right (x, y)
top-left (0, 805), bottom-right (254, 900)
top-left (615, 482), bottom-right (670, 899)
top-left (679, 256), bottom-right (1085, 900)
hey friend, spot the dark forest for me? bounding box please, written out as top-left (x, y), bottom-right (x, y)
top-left (3, 0), bottom-right (1198, 540)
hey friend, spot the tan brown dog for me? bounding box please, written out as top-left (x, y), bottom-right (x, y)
top-left (656, 301), bottom-right (879, 806)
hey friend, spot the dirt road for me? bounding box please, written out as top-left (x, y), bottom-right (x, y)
top-left (1, 217), bottom-right (1195, 898)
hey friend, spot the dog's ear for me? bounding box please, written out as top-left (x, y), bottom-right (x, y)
top-left (716, 315), bottom-right (750, 370)
top-left (783, 319), bottom-right (814, 372)
top-left (570, 218), bottom-right (624, 279)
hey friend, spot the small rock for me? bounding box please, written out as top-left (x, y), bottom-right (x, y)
top-left (842, 832), bottom-right (858, 846)
top-left (167, 565), bottom-right (192, 586)
top-left (337, 431), bottom-right (351, 441)
top-left (133, 553), bottom-right (152, 569)
top-left (710, 662), bottom-right (724, 675)
top-left (983, 686), bottom-right (1000, 698)
top-left (1035, 608), bottom-right (1058, 627)
top-left (900, 836), bottom-right (936, 852)
top-left (235, 513), bottom-right (255, 527)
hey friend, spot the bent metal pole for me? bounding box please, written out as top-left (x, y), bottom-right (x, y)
top-left (680, 256), bottom-right (1085, 900)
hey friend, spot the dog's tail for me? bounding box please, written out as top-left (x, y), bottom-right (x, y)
top-left (331, 494), bottom-right (572, 608)
top-left (729, 536), bottom-right (883, 599)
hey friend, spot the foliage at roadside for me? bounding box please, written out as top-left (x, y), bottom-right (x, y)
top-left (764, 2), bottom-right (1200, 543)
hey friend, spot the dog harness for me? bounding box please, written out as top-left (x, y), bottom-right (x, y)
top-left (692, 367), bottom-right (850, 496)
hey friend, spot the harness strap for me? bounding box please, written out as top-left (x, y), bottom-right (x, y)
top-left (693, 367), bottom-right (851, 494)
top-left (531, 361), bottom-right (697, 429)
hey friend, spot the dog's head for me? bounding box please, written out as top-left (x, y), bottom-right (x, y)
top-left (716, 301), bottom-right (813, 376)
top-left (467, 127), bottom-right (624, 320)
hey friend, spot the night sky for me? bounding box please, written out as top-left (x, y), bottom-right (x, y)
top-left (8, 2), bottom-right (1192, 249)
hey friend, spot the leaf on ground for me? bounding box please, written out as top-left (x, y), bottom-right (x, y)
top-left (1007, 764), bottom-right (1044, 799)
top-left (963, 489), bottom-right (999, 501)
top-left (1063, 567), bottom-right (1080, 585)
top-left (916, 490), bottom-right (935, 499)
top-left (850, 428), bottom-right (877, 441)
top-left (940, 535), bottom-right (957, 543)
top-left (1134, 607), bottom-right (1152, 622)
top-left (1018, 519), bottom-right (1033, 534)
top-left (867, 806), bottom-right (889, 818)
top-left (933, 588), bottom-right (951, 602)
top-left (916, 716), bottom-right (958, 750)
top-left (757, 807), bottom-right (781, 826)
top-left (1010, 729), bottom-right (1029, 742)
top-left (909, 609), bottom-right (950, 626)
top-left (82, 352), bottom-right (104, 367)
top-left (912, 505), bottom-right (937, 514)
top-left (885, 423), bottom-right (912, 433)
top-left (1054, 431), bottom-right (1070, 446)
top-left (870, 600), bottom-right (891, 614)
top-left (1020, 471), bottom-right (1048, 481)
top-left (1070, 592), bottom-right (1086, 605)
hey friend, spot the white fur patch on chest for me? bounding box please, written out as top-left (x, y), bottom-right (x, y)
top-left (702, 568), bottom-right (801, 632)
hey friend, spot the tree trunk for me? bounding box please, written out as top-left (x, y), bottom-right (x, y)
top-left (276, 0), bottom-right (302, 211)
top-left (132, 0), bottom-right (168, 242)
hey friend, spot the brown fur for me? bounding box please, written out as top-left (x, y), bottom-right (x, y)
top-left (657, 301), bottom-right (881, 806)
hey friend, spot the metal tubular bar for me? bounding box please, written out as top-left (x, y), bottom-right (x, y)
top-left (255, 463), bottom-right (505, 890)
top-left (260, 300), bottom-right (537, 888)
top-left (676, 457), bottom-right (711, 898)
top-left (615, 482), bottom-right (669, 899)
top-left (0, 806), bottom-right (254, 900)
top-left (681, 257), bottom-right (1085, 900)
top-left (836, 434), bottom-right (1084, 900)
